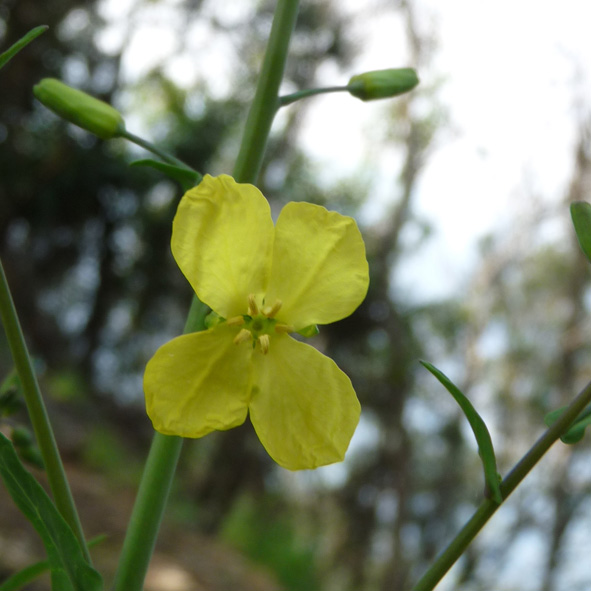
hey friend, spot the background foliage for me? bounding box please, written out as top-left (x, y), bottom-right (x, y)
top-left (1, 1), bottom-right (591, 590)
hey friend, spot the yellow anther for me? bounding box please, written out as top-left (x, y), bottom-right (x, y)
top-left (275, 323), bottom-right (295, 334)
top-left (248, 294), bottom-right (259, 316)
top-left (258, 334), bottom-right (270, 354)
top-left (233, 328), bottom-right (252, 345)
top-left (263, 299), bottom-right (283, 318)
top-left (227, 316), bottom-right (245, 326)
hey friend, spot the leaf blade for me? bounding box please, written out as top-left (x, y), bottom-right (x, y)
top-left (421, 360), bottom-right (503, 504)
top-left (0, 433), bottom-right (103, 591)
top-left (129, 159), bottom-right (201, 191)
top-left (0, 26), bottom-right (48, 71)
top-left (570, 201), bottom-right (591, 263)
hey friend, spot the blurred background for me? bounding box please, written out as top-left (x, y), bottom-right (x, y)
top-left (1, 0), bottom-right (591, 590)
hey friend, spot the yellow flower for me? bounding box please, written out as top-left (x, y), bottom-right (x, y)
top-left (144, 174), bottom-right (369, 470)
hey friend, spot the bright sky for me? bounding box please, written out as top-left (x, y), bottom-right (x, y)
top-left (298, 0), bottom-right (591, 301)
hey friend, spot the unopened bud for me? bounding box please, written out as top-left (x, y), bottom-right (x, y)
top-left (34, 78), bottom-right (126, 139)
top-left (347, 68), bottom-right (419, 101)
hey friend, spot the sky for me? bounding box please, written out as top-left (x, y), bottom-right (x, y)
top-left (297, 0), bottom-right (591, 301)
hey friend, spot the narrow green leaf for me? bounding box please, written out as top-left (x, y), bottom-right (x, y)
top-left (544, 404), bottom-right (591, 444)
top-left (129, 159), bottom-right (201, 191)
top-left (570, 201), bottom-right (591, 263)
top-left (0, 559), bottom-right (49, 591)
top-left (420, 361), bottom-right (503, 504)
top-left (0, 26), bottom-right (48, 71)
top-left (0, 536), bottom-right (107, 591)
top-left (0, 433), bottom-right (103, 591)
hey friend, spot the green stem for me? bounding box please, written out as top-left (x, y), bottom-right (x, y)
top-left (113, 1), bottom-right (299, 587)
top-left (0, 260), bottom-right (91, 562)
top-left (232, 0), bottom-right (300, 184)
top-left (411, 379), bottom-right (591, 591)
top-left (120, 129), bottom-right (194, 170)
top-left (111, 297), bottom-right (208, 591)
top-left (279, 85), bottom-right (348, 107)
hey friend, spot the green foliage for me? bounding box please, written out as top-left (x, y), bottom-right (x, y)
top-left (570, 201), bottom-right (591, 263)
top-left (421, 361), bottom-right (503, 504)
top-left (0, 559), bottom-right (50, 591)
top-left (221, 496), bottom-right (320, 591)
top-left (544, 404), bottom-right (591, 444)
top-left (0, 26), bottom-right (48, 71)
top-left (0, 432), bottom-right (103, 590)
top-left (129, 159), bottom-right (202, 191)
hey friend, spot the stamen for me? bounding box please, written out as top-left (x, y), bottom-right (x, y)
top-left (247, 294), bottom-right (259, 316)
top-left (258, 334), bottom-right (270, 354)
top-left (233, 329), bottom-right (252, 345)
top-left (275, 323), bottom-right (295, 334)
top-left (227, 316), bottom-right (245, 326)
top-left (263, 299), bottom-right (283, 318)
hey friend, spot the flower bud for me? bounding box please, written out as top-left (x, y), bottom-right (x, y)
top-left (347, 68), bottom-right (419, 101)
top-left (34, 78), bottom-right (126, 139)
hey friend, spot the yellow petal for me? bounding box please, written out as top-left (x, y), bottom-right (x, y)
top-left (172, 175), bottom-right (274, 318)
top-left (144, 324), bottom-right (253, 437)
top-left (265, 202), bottom-right (369, 328)
top-left (249, 334), bottom-right (361, 470)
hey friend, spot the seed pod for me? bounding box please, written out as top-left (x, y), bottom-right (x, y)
top-left (347, 68), bottom-right (419, 101)
top-left (34, 78), bottom-right (126, 139)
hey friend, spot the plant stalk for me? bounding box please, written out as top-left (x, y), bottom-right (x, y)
top-left (411, 378), bottom-right (591, 591)
top-left (232, 0), bottom-right (300, 184)
top-left (0, 260), bottom-right (91, 562)
top-left (112, 1), bottom-right (300, 586)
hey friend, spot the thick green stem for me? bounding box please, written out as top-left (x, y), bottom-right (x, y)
top-left (110, 432), bottom-right (182, 591)
top-left (232, 0), bottom-right (300, 184)
top-left (111, 1), bottom-right (300, 582)
top-left (411, 379), bottom-right (591, 591)
top-left (0, 260), bottom-right (91, 562)
top-left (111, 297), bottom-right (208, 591)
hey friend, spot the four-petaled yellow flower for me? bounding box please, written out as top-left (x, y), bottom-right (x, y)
top-left (144, 174), bottom-right (369, 470)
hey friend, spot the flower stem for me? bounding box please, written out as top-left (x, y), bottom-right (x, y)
top-left (279, 85), bottom-right (349, 107)
top-left (113, 1), bottom-right (299, 587)
top-left (0, 260), bottom-right (91, 562)
top-left (120, 129), bottom-right (194, 170)
top-left (112, 297), bottom-right (208, 591)
top-left (411, 379), bottom-right (591, 591)
top-left (232, 0), bottom-right (300, 184)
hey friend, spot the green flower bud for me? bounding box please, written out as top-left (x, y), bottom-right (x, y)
top-left (34, 78), bottom-right (126, 139)
top-left (347, 68), bottom-right (419, 101)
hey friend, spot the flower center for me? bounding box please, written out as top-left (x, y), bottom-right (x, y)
top-left (229, 294), bottom-right (294, 354)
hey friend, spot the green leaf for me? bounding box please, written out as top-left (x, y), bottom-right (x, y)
top-left (420, 361), bottom-right (503, 504)
top-left (544, 404), bottom-right (591, 444)
top-left (0, 558), bottom-right (50, 591)
top-left (0, 535), bottom-right (107, 591)
top-left (130, 159), bottom-right (202, 191)
top-left (0, 433), bottom-right (103, 591)
top-left (570, 201), bottom-right (591, 263)
top-left (0, 26), bottom-right (48, 71)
